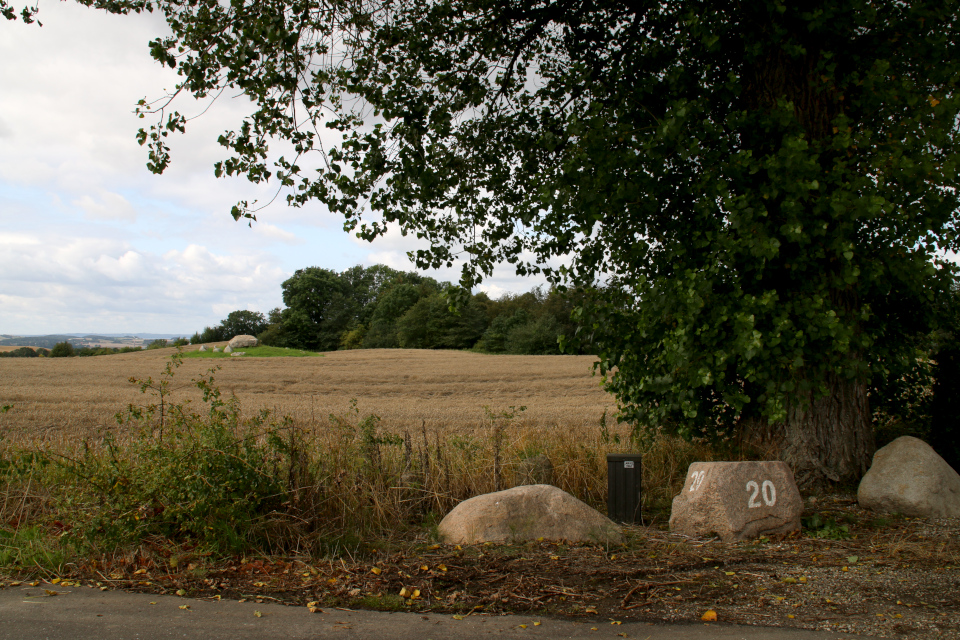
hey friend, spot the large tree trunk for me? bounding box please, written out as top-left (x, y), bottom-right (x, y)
top-left (779, 376), bottom-right (875, 490)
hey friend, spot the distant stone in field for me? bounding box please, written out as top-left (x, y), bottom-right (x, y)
top-left (230, 352), bottom-right (245, 357)
top-left (228, 334), bottom-right (258, 349)
top-left (212, 347), bottom-right (221, 353)
top-left (437, 484), bottom-right (622, 544)
top-left (198, 345), bottom-right (207, 352)
top-left (515, 454), bottom-right (554, 486)
top-left (857, 436), bottom-right (960, 518)
top-left (669, 461), bottom-right (802, 542)
top-left (224, 345), bottom-right (233, 353)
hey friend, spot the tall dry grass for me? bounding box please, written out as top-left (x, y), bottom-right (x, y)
top-left (0, 348), bottom-right (722, 554)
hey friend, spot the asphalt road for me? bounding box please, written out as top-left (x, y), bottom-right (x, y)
top-left (1, 583), bottom-right (874, 640)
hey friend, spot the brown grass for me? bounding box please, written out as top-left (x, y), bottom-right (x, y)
top-left (0, 347), bottom-right (616, 444)
top-left (1, 347), bottom-right (717, 543)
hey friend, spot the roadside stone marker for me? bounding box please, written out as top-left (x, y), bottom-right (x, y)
top-left (438, 484), bottom-right (622, 545)
top-left (858, 436), bottom-right (960, 518)
top-left (669, 461), bottom-right (802, 542)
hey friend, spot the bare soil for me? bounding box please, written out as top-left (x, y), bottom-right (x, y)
top-left (6, 495), bottom-right (956, 639)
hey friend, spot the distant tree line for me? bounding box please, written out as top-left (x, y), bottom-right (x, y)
top-left (191, 264), bottom-right (594, 355)
top-left (0, 338), bottom-right (190, 358)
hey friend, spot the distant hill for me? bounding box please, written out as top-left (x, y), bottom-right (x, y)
top-left (0, 333), bottom-right (185, 349)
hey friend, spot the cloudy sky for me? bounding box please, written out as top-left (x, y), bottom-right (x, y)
top-left (0, 2), bottom-right (547, 336)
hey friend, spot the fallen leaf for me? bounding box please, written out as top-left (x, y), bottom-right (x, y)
top-left (550, 555), bottom-right (560, 560)
top-left (44, 590), bottom-right (58, 596)
top-left (584, 607), bottom-right (598, 614)
top-left (782, 577), bottom-right (797, 584)
top-left (429, 544), bottom-right (440, 550)
top-left (400, 587), bottom-right (409, 598)
top-left (799, 576), bottom-right (808, 583)
top-left (176, 589), bottom-right (187, 596)
top-left (590, 627), bottom-right (598, 631)
top-left (254, 611), bottom-right (263, 618)
top-left (847, 556), bottom-right (859, 564)
top-left (617, 633), bottom-right (627, 637)
top-left (438, 565), bottom-right (447, 572)
top-left (701, 610), bottom-right (718, 622)
top-left (452, 614), bottom-right (464, 620)
top-left (134, 568), bottom-right (147, 575)
top-left (29, 581), bottom-right (40, 587)
top-left (611, 620), bottom-right (622, 625)
top-left (841, 567), bottom-right (849, 572)
top-left (787, 614), bottom-right (795, 619)
top-left (51, 578), bottom-right (61, 584)
top-left (519, 624), bottom-right (528, 629)
top-left (252, 581), bottom-right (267, 587)
top-left (9, 582), bottom-right (22, 587)
top-left (412, 589), bottom-right (421, 599)
top-left (370, 567), bottom-right (382, 575)
top-left (533, 621), bottom-right (541, 626)
top-left (179, 605), bottom-right (190, 610)
top-left (725, 571), bottom-right (736, 576)
top-left (100, 587), bottom-right (109, 592)
top-left (308, 606), bottom-right (322, 613)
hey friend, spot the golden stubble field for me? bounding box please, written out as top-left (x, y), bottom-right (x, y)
top-left (0, 347), bottom-right (619, 447)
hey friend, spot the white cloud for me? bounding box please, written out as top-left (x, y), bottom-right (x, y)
top-left (0, 233), bottom-right (286, 334)
top-left (72, 190), bottom-right (137, 222)
top-left (253, 222), bottom-right (303, 244)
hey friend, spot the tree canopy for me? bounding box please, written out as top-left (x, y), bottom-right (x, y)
top-left (10, 0), bottom-right (960, 486)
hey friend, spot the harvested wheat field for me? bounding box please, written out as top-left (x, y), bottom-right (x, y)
top-left (0, 347), bottom-right (618, 446)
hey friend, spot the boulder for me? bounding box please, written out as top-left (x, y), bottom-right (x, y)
top-left (228, 334), bottom-right (258, 349)
top-left (212, 347), bottom-right (221, 353)
top-left (670, 461), bottom-right (802, 542)
top-left (223, 345), bottom-right (233, 353)
top-left (515, 454), bottom-right (554, 486)
top-left (198, 345), bottom-right (207, 352)
top-left (438, 484), bottom-right (622, 545)
top-left (857, 436), bottom-right (960, 518)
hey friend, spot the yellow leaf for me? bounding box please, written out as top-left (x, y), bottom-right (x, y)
top-left (455, 545), bottom-right (462, 551)
top-left (420, 565), bottom-right (429, 571)
top-left (584, 607), bottom-right (598, 614)
top-left (725, 571), bottom-right (735, 576)
top-left (253, 581), bottom-right (267, 587)
top-left (452, 615), bottom-right (464, 620)
top-left (29, 581), bottom-right (40, 587)
top-left (429, 544), bottom-right (440, 550)
top-left (611, 620), bottom-right (622, 625)
top-left (842, 567), bottom-right (849, 572)
top-left (44, 590), bottom-right (58, 596)
top-left (100, 587), bottom-right (109, 592)
top-left (308, 606), bottom-right (322, 613)
top-left (895, 614), bottom-right (903, 619)
top-left (307, 601), bottom-right (320, 608)
top-left (149, 602), bottom-right (157, 605)
top-left (399, 587), bottom-right (408, 598)
top-left (590, 628), bottom-right (598, 631)
top-left (610, 554), bottom-right (617, 560)
top-left (782, 577), bottom-right (797, 584)
top-left (328, 578), bottom-right (337, 584)
top-left (176, 589), bottom-right (187, 596)
top-left (438, 564), bottom-right (447, 572)
top-left (617, 633), bottom-right (627, 637)
top-left (51, 578), bottom-right (61, 584)
top-left (519, 624), bottom-right (528, 629)
top-left (134, 568), bottom-right (147, 575)
top-left (254, 610), bottom-right (263, 618)
top-left (179, 605), bottom-right (190, 610)
top-left (701, 610), bottom-right (718, 622)
top-left (412, 589), bottom-right (421, 599)
top-left (370, 567), bottom-right (382, 575)
top-left (550, 555), bottom-right (560, 561)
top-left (533, 621), bottom-right (541, 626)
top-left (787, 614), bottom-right (795, 619)
top-left (799, 576), bottom-right (808, 583)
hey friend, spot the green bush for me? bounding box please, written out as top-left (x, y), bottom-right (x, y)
top-left (58, 353), bottom-right (296, 553)
top-left (146, 339), bottom-right (169, 350)
top-left (49, 341), bottom-right (75, 358)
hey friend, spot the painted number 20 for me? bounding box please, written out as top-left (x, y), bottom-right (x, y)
top-left (745, 480), bottom-right (777, 508)
top-left (688, 470), bottom-right (706, 492)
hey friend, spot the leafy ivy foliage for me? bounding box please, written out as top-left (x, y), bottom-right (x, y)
top-left (11, 2), bottom-right (960, 444)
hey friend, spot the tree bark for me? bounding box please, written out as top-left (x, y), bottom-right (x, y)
top-left (778, 376), bottom-right (875, 490)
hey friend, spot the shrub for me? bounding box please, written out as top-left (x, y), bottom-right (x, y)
top-left (146, 339), bottom-right (169, 350)
top-left (49, 341), bottom-right (75, 358)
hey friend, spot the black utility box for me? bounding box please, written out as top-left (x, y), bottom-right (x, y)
top-left (606, 453), bottom-right (642, 524)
